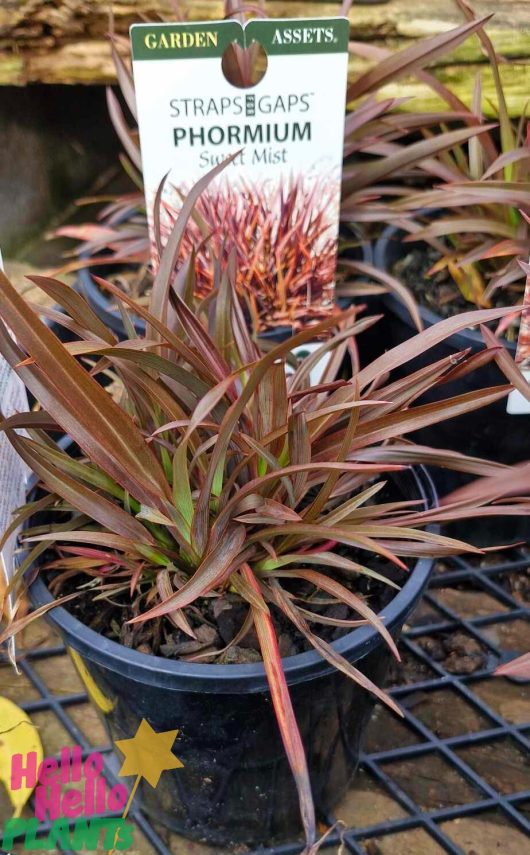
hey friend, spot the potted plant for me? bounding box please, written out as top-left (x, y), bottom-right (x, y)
top-left (370, 1), bottom-right (529, 329)
top-left (351, 2), bottom-right (530, 461)
top-left (2, 175), bottom-right (530, 850)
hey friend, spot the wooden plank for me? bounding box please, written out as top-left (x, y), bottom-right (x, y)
top-left (1, 0), bottom-right (529, 115)
top-left (370, 61), bottom-right (530, 118)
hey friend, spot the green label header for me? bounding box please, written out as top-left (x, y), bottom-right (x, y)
top-left (130, 18), bottom-right (349, 61)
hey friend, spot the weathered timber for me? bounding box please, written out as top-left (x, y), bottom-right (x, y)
top-left (1, 1), bottom-right (530, 114)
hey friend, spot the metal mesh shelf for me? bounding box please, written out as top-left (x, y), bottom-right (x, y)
top-left (1, 540), bottom-right (529, 855)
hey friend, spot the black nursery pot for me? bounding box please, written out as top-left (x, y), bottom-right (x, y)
top-left (30, 467), bottom-right (436, 848)
top-left (79, 266), bottom-right (133, 339)
top-left (373, 224), bottom-right (530, 467)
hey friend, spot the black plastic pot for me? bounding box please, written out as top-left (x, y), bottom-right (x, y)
top-left (30, 467), bottom-right (436, 848)
top-left (373, 224), bottom-right (530, 466)
top-left (78, 238), bottom-right (373, 344)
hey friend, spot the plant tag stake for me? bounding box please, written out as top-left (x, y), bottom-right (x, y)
top-left (507, 260), bottom-right (530, 415)
top-left (0, 251), bottom-right (30, 669)
top-left (130, 17), bottom-right (349, 332)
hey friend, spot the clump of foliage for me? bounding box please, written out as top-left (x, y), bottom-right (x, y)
top-left (399, 2), bottom-right (530, 306)
top-left (348, 0), bottom-right (530, 335)
top-left (340, 4), bottom-right (493, 230)
top-left (2, 161), bottom-right (530, 850)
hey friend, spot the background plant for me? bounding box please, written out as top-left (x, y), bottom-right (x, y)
top-left (345, 0), bottom-right (530, 335)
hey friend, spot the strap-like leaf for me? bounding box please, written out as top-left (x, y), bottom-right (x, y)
top-left (343, 126), bottom-right (497, 195)
top-left (271, 581), bottom-right (402, 716)
top-left (248, 521), bottom-right (407, 571)
top-left (269, 568), bottom-right (399, 660)
top-left (9, 434), bottom-right (154, 544)
top-left (0, 593), bottom-right (80, 646)
top-left (0, 272), bottom-right (171, 513)
top-left (348, 16), bottom-right (492, 101)
top-left (343, 260), bottom-right (423, 332)
top-left (212, 462), bottom-right (403, 544)
top-left (111, 39), bottom-right (138, 119)
top-left (24, 531), bottom-right (169, 565)
top-left (495, 653), bottom-right (530, 678)
top-left (350, 386), bottom-right (511, 449)
top-left (93, 276), bottom-right (218, 384)
top-left (480, 324), bottom-right (530, 402)
top-left (26, 275), bottom-right (116, 344)
top-left (241, 565), bottom-right (316, 849)
top-left (258, 550), bottom-right (398, 590)
top-left (106, 87), bottom-right (142, 169)
top-left (149, 153), bottom-right (240, 328)
top-left (357, 306), bottom-right (522, 389)
top-left (406, 217), bottom-right (516, 242)
top-left (192, 309), bottom-right (360, 552)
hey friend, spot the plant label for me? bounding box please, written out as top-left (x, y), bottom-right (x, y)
top-left (0, 252), bottom-right (30, 668)
top-left (286, 342), bottom-right (332, 386)
top-left (130, 17), bottom-right (349, 332)
top-left (507, 260), bottom-right (530, 415)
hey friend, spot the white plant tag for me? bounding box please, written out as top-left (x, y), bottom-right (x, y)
top-left (0, 253), bottom-right (30, 668)
top-left (130, 16), bottom-right (349, 333)
top-left (507, 259), bottom-right (530, 415)
top-left (506, 369), bottom-right (530, 414)
top-left (286, 342), bottom-right (332, 386)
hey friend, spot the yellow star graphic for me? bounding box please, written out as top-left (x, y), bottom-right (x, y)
top-left (108, 720), bottom-right (184, 855)
top-left (115, 718), bottom-right (184, 789)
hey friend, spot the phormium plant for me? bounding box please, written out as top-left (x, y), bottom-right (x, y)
top-left (347, 0), bottom-right (530, 338)
top-left (2, 162), bottom-right (530, 850)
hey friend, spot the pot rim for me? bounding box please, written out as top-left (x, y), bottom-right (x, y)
top-left (77, 233), bottom-right (374, 341)
top-left (373, 222), bottom-right (516, 354)
top-left (29, 466), bottom-right (437, 694)
top-left (78, 269), bottom-right (361, 343)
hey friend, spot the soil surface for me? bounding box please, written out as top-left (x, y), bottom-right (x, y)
top-left (380, 752), bottom-right (481, 811)
top-left (387, 628), bottom-right (491, 681)
top-left (499, 567), bottom-right (530, 605)
top-left (392, 245), bottom-right (517, 325)
top-left (416, 630), bottom-right (489, 675)
top-left (399, 687), bottom-right (489, 738)
top-left (455, 738), bottom-right (530, 795)
top-left (472, 676), bottom-right (530, 725)
top-left (57, 545), bottom-right (404, 664)
top-left (387, 644), bottom-right (437, 686)
top-left (361, 813), bottom-right (530, 855)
